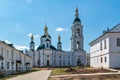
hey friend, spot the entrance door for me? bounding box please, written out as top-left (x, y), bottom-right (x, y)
top-left (47, 59), bottom-right (49, 66)
top-left (77, 59), bottom-right (81, 66)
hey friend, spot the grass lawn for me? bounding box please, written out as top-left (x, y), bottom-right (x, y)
top-left (51, 68), bottom-right (68, 75)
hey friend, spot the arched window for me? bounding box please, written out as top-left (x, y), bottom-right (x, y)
top-left (77, 42), bottom-right (80, 49)
top-left (47, 43), bottom-right (49, 48)
top-left (76, 28), bottom-right (80, 36)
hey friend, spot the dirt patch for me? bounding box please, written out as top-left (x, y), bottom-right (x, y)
top-left (52, 67), bottom-right (116, 75)
top-left (50, 74), bottom-right (120, 80)
top-left (76, 68), bottom-right (116, 74)
top-left (65, 67), bottom-right (77, 74)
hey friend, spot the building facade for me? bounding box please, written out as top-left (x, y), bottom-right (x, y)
top-left (0, 41), bottom-right (32, 75)
top-left (27, 7), bottom-right (89, 67)
top-left (90, 23), bottom-right (120, 68)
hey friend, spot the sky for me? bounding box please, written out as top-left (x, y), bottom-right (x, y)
top-left (0, 0), bottom-right (120, 52)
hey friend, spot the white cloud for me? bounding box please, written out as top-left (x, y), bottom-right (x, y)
top-left (5, 40), bottom-right (29, 51)
top-left (35, 45), bottom-right (38, 50)
top-left (25, 0), bottom-right (32, 3)
top-left (5, 40), bottom-right (12, 44)
top-left (56, 27), bottom-right (68, 32)
top-left (34, 35), bottom-right (39, 38)
top-left (28, 33), bottom-right (33, 37)
top-left (14, 45), bottom-right (29, 51)
top-left (28, 33), bottom-right (39, 38)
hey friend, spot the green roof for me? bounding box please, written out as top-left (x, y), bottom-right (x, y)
top-left (50, 45), bottom-right (56, 50)
top-left (37, 45), bottom-right (56, 50)
top-left (37, 45), bottom-right (45, 50)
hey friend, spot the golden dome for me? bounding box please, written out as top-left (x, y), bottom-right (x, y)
top-left (31, 35), bottom-right (34, 41)
top-left (44, 25), bottom-right (48, 32)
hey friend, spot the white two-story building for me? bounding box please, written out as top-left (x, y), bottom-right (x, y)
top-left (90, 23), bottom-right (120, 68)
top-left (0, 41), bottom-right (32, 75)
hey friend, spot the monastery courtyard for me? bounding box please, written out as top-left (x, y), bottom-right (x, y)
top-left (3, 67), bottom-right (120, 80)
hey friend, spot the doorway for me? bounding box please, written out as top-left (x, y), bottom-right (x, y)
top-left (77, 59), bottom-right (81, 66)
top-left (47, 59), bottom-right (49, 66)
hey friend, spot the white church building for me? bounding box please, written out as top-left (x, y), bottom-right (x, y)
top-left (27, 8), bottom-right (89, 67)
top-left (90, 23), bottom-right (120, 68)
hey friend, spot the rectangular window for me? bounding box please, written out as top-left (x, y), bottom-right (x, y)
top-left (105, 57), bottom-right (107, 62)
top-left (117, 38), bottom-right (120, 47)
top-left (59, 60), bottom-right (61, 66)
top-left (63, 60), bottom-right (65, 66)
top-left (68, 60), bottom-right (70, 66)
top-left (7, 62), bottom-right (9, 69)
top-left (47, 43), bottom-right (49, 48)
top-left (100, 42), bottom-right (102, 50)
top-left (101, 57), bottom-right (103, 63)
top-left (54, 59), bottom-right (56, 65)
top-left (59, 56), bottom-right (61, 58)
top-left (104, 40), bottom-right (107, 49)
top-left (1, 62), bottom-right (4, 69)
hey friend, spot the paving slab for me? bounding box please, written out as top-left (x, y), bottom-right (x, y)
top-left (7, 70), bottom-right (52, 80)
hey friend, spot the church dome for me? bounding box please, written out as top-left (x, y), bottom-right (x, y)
top-left (37, 45), bottom-right (56, 50)
top-left (37, 45), bottom-right (45, 50)
top-left (50, 45), bottom-right (56, 50)
top-left (73, 17), bottom-right (81, 23)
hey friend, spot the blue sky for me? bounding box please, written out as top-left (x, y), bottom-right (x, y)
top-left (0, 0), bottom-right (120, 52)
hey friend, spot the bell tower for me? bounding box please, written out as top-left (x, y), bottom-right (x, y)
top-left (71, 7), bottom-right (84, 52)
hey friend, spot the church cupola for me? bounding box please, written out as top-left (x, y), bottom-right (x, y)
top-left (30, 34), bottom-right (35, 51)
top-left (73, 7), bottom-right (81, 24)
top-left (57, 34), bottom-right (62, 51)
top-left (44, 25), bottom-right (48, 34)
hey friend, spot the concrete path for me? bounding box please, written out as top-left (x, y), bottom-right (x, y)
top-left (7, 70), bottom-right (52, 80)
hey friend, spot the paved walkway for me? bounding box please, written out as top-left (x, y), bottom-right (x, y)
top-left (50, 69), bottom-right (120, 78)
top-left (7, 70), bottom-right (52, 80)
